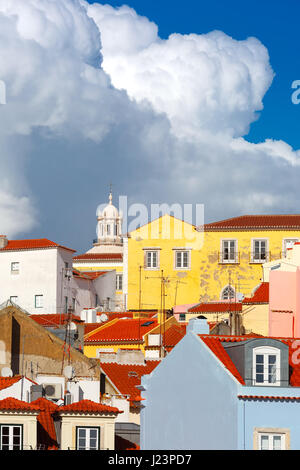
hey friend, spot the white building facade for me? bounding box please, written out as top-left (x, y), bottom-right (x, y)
top-left (0, 236), bottom-right (116, 315)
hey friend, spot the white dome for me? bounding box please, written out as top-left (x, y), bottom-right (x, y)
top-left (97, 192), bottom-right (121, 220)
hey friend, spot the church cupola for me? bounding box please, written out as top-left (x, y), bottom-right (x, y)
top-left (95, 190), bottom-right (123, 246)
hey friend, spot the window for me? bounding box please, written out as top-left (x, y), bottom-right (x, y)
top-left (175, 250), bottom-right (190, 269)
top-left (221, 240), bottom-right (237, 263)
top-left (254, 429), bottom-right (289, 450)
top-left (116, 274), bottom-right (123, 291)
top-left (11, 262), bottom-right (19, 274)
top-left (35, 295), bottom-right (43, 308)
top-left (253, 346), bottom-right (280, 386)
top-left (283, 238), bottom-right (299, 256)
top-left (145, 251), bottom-right (159, 269)
top-left (76, 427), bottom-right (100, 450)
top-left (72, 297), bottom-right (76, 311)
top-left (179, 313), bottom-right (186, 322)
top-left (0, 425), bottom-right (22, 450)
top-left (106, 224), bottom-right (111, 236)
top-left (252, 239), bottom-right (268, 263)
top-left (221, 285), bottom-right (235, 300)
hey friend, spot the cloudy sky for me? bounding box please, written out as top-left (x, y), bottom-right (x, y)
top-left (1, 0), bottom-right (300, 253)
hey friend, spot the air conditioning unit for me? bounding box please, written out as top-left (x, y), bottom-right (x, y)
top-left (43, 383), bottom-right (62, 400)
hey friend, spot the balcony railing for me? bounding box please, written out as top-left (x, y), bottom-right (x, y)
top-left (250, 251), bottom-right (271, 264)
top-left (219, 252), bottom-right (240, 264)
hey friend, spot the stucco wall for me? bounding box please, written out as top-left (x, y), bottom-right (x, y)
top-left (141, 332), bottom-right (239, 450)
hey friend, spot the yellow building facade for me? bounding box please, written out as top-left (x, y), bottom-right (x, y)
top-left (127, 214), bottom-right (300, 310)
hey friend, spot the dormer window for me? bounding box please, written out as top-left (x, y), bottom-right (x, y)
top-left (253, 346), bottom-right (280, 386)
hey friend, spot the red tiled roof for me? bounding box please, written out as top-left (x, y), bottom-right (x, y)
top-left (0, 397), bottom-right (40, 412)
top-left (78, 271), bottom-right (107, 280)
top-left (188, 302), bottom-right (243, 313)
top-left (162, 324), bottom-right (186, 351)
top-left (83, 313), bottom-right (135, 335)
top-left (204, 214), bottom-right (300, 231)
top-left (73, 253), bottom-right (123, 261)
top-left (0, 238), bottom-right (75, 252)
top-left (0, 376), bottom-right (22, 391)
top-left (243, 282), bottom-right (269, 304)
top-left (201, 336), bottom-right (246, 384)
top-left (115, 435), bottom-right (140, 451)
top-left (199, 335), bottom-right (300, 387)
top-left (56, 399), bottom-right (122, 415)
top-left (30, 313), bottom-right (83, 328)
top-left (31, 398), bottom-right (59, 450)
top-left (85, 318), bottom-right (158, 343)
top-left (100, 361), bottom-right (160, 404)
top-left (238, 395), bottom-right (300, 401)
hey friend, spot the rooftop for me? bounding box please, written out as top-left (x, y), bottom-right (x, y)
top-left (0, 238), bottom-right (75, 253)
top-left (84, 318), bottom-right (158, 344)
top-left (204, 214), bottom-right (300, 231)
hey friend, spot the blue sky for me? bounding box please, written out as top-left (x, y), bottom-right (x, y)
top-left (1, 0), bottom-right (300, 253)
top-left (97, 0), bottom-right (300, 148)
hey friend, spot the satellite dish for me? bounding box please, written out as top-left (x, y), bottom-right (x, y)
top-left (99, 313), bottom-right (109, 323)
top-left (63, 365), bottom-right (74, 380)
top-left (1, 367), bottom-right (13, 377)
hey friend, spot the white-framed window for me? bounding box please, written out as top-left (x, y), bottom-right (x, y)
top-left (35, 295), bottom-right (43, 308)
top-left (76, 427), bottom-right (100, 450)
top-left (179, 313), bottom-right (186, 322)
top-left (0, 424), bottom-right (23, 450)
top-left (283, 238), bottom-right (299, 256)
top-left (175, 250), bottom-right (190, 269)
top-left (251, 239), bottom-right (269, 263)
top-left (221, 285), bottom-right (235, 300)
top-left (116, 273), bottom-right (123, 291)
top-left (10, 296), bottom-right (18, 304)
top-left (221, 240), bottom-right (238, 263)
top-left (254, 428), bottom-right (289, 450)
top-left (11, 262), bottom-right (20, 274)
top-left (145, 250), bottom-right (159, 269)
top-left (253, 346), bottom-right (280, 386)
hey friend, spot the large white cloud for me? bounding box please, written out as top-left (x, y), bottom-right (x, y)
top-left (0, 0), bottom-right (300, 243)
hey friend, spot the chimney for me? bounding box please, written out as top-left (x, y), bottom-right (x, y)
top-left (187, 316), bottom-right (210, 335)
top-left (0, 235), bottom-right (8, 249)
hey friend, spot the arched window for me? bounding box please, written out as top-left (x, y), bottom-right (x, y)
top-left (221, 285), bottom-right (235, 300)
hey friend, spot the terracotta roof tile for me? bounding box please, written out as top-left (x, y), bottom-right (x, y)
top-left (30, 313), bottom-right (83, 328)
top-left (0, 238), bottom-right (75, 252)
top-left (56, 399), bottom-right (122, 414)
top-left (204, 214), bottom-right (300, 231)
top-left (0, 397), bottom-right (40, 412)
top-left (188, 302), bottom-right (243, 313)
top-left (73, 253), bottom-right (123, 261)
top-left (100, 361), bottom-right (160, 404)
top-left (31, 398), bottom-right (59, 450)
top-left (85, 318), bottom-right (158, 343)
top-left (243, 282), bottom-right (269, 304)
top-left (0, 376), bottom-right (22, 391)
top-left (199, 335), bottom-right (300, 387)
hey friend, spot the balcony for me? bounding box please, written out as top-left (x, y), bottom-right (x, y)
top-left (250, 251), bottom-right (270, 264)
top-left (218, 251), bottom-right (240, 264)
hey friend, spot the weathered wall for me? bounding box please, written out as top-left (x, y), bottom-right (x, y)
top-left (0, 307), bottom-right (100, 380)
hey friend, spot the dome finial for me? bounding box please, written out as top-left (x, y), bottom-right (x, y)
top-left (109, 183), bottom-right (112, 205)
